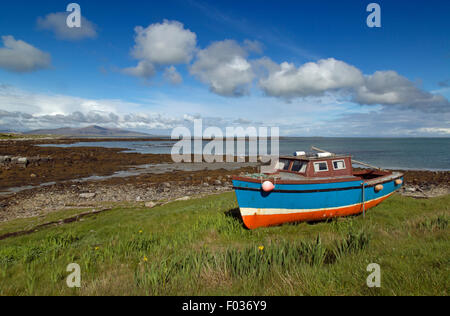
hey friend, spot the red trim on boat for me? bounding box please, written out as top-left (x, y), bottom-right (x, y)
top-left (241, 193), bottom-right (393, 229)
top-left (233, 174), bottom-right (403, 192)
top-left (232, 176), bottom-right (360, 185)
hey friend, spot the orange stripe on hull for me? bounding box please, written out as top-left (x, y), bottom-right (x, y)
top-left (241, 193), bottom-right (393, 230)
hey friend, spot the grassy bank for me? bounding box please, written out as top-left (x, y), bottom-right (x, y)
top-left (0, 193), bottom-right (448, 296)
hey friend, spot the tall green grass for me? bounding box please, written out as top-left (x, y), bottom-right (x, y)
top-left (0, 193), bottom-right (448, 296)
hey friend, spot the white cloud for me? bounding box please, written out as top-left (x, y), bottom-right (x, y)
top-left (355, 71), bottom-right (450, 112)
top-left (117, 19), bottom-right (448, 113)
top-left (123, 20), bottom-right (196, 80)
top-left (253, 57), bottom-right (281, 76)
top-left (257, 58), bottom-right (449, 112)
top-left (122, 61), bottom-right (156, 79)
top-left (190, 40), bottom-right (254, 96)
top-left (0, 84), bottom-right (126, 116)
top-left (0, 84), bottom-right (449, 137)
top-left (0, 109), bottom-right (184, 132)
top-left (0, 84), bottom-right (184, 131)
top-left (0, 36), bottom-right (51, 73)
top-left (259, 58), bottom-right (364, 98)
top-left (164, 66), bottom-right (183, 84)
top-left (37, 12), bottom-right (97, 40)
top-left (131, 20), bottom-right (197, 65)
top-left (243, 39), bottom-right (264, 54)
top-left (418, 127), bottom-right (450, 135)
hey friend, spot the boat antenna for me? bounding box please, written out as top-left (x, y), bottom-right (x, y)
top-left (311, 146), bottom-right (384, 171)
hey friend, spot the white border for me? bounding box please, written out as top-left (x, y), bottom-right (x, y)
top-left (240, 193), bottom-right (393, 216)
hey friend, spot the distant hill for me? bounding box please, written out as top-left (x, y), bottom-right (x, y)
top-left (25, 125), bottom-right (152, 138)
top-left (0, 129), bottom-right (19, 133)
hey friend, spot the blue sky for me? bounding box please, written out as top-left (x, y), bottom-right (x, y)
top-left (0, 0), bottom-right (449, 136)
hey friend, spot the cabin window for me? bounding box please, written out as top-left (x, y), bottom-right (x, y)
top-left (332, 160), bottom-right (346, 170)
top-left (278, 159), bottom-right (291, 171)
top-left (292, 160), bottom-right (307, 173)
top-left (314, 162), bottom-right (329, 172)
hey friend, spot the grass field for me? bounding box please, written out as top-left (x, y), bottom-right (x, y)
top-left (0, 192), bottom-right (448, 296)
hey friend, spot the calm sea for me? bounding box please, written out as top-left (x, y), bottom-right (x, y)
top-left (42, 137), bottom-right (450, 171)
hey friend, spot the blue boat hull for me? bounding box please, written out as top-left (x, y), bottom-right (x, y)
top-left (233, 175), bottom-right (403, 229)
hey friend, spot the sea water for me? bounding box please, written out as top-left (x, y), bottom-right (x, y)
top-left (41, 137), bottom-right (450, 171)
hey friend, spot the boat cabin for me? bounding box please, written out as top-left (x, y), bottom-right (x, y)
top-left (275, 153), bottom-right (354, 178)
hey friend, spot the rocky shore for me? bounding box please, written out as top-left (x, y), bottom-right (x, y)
top-left (0, 139), bottom-right (175, 190)
top-left (0, 178), bottom-right (236, 222)
top-left (0, 139), bottom-right (448, 222)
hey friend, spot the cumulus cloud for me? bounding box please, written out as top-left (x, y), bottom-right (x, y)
top-left (118, 20), bottom-right (448, 113)
top-left (0, 36), bottom-right (51, 73)
top-left (131, 20), bottom-right (197, 65)
top-left (253, 57), bottom-right (281, 76)
top-left (164, 66), bottom-right (183, 84)
top-left (124, 20), bottom-right (196, 80)
top-left (354, 71), bottom-right (450, 112)
top-left (37, 12), bottom-right (97, 40)
top-left (190, 40), bottom-right (254, 96)
top-left (122, 61), bottom-right (155, 79)
top-left (257, 58), bottom-right (449, 112)
top-left (259, 58), bottom-right (364, 98)
top-left (243, 39), bottom-right (264, 54)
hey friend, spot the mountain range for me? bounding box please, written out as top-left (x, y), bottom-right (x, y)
top-left (25, 125), bottom-right (152, 137)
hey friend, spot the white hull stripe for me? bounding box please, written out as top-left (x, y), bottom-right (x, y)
top-left (240, 193), bottom-right (393, 216)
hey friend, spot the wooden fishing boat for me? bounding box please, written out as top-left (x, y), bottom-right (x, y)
top-left (232, 147), bottom-right (404, 229)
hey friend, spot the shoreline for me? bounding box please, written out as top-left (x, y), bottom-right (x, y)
top-left (30, 138), bottom-right (450, 172)
top-left (0, 138), bottom-right (448, 223)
